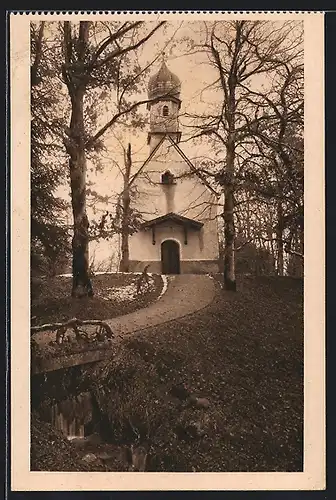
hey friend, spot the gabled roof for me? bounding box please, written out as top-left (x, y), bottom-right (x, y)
top-left (166, 136), bottom-right (219, 197)
top-left (135, 134), bottom-right (219, 198)
top-left (136, 135), bottom-right (167, 173)
top-left (140, 212), bottom-right (204, 230)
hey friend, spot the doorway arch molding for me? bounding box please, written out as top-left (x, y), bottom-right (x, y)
top-left (161, 237), bottom-right (182, 258)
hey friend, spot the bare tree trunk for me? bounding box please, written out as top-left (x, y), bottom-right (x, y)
top-left (276, 199), bottom-right (284, 276)
top-left (269, 233), bottom-right (277, 275)
top-left (62, 21), bottom-right (93, 297)
top-left (223, 134), bottom-right (236, 291)
top-left (68, 89), bottom-right (93, 297)
top-left (223, 72), bottom-right (237, 291)
top-left (223, 186), bottom-right (236, 290)
top-left (246, 194), bottom-right (251, 241)
top-left (119, 144), bottom-right (132, 272)
top-left (31, 22), bottom-right (45, 86)
top-left (120, 233), bottom-right (130, 272)
top-left (297, 230), bottom-right (304, 277)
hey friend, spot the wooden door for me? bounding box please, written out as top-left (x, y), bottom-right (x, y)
top-left (161, 240), bottom-right (180, 274)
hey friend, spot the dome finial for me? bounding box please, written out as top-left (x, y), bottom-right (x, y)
top-left (148, 57), bottom-right (181, 101)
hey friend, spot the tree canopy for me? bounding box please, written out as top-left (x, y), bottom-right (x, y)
top-left (31, 22), bottom-right (70, 276)
top-left (30, 19), bottom-right (304, 283)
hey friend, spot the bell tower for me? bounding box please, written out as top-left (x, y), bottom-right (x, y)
top-left (147, 56), bottom-right (182, 151)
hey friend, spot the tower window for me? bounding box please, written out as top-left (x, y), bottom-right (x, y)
top-left (161, 170), bottom-right (174, 185)
top-left (162, 105), bottom-right (169, 117)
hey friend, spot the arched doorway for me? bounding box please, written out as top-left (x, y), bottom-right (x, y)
top-left (161, 240), bottom-right (180, 274)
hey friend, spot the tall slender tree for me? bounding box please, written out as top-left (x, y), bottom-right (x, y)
top-left (59, 20), bottom-right (165, 296)
top-left (241, 60), bottom-right (304, 274)
top-left (86, 141), bottom-right (149, 273)
top-left (187, 20), bottom-right (303, 289)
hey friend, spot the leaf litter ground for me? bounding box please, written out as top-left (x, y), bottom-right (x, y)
top-left (31, 275), bottom-right (303, 472)
top-left (31, 272), bottom-right (164, 325)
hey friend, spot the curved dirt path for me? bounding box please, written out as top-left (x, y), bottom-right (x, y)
top-left (106, 274), bottom-right (216, 337)
top-left (32, 275), bottom-right (216, 373)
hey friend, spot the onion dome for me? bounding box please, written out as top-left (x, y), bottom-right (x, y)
top-left (148, 61), bottom-right (181, 101)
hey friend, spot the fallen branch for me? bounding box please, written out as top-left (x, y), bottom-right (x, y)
top-left (31, 317), bottom-right (112, 334)
top-left (31, 317), bottom-right (114, 343)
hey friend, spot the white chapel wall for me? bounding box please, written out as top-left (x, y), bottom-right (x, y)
top-left (129, 138), bottom-right (219, 264)
top-left (129, 224), bottom-right (217, 262)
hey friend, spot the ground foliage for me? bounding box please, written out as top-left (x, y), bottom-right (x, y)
top-left (31, 275), bottom-right (303, 472)
top-left (31, 413), bottom-right (107, 471)
top-left (31, 273), bottom-right (163, 325)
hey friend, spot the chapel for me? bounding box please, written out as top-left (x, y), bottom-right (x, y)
top-left (128, 59), bottom-right (219, 274)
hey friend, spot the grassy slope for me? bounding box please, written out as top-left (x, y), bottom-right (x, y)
top-left (31, 273), bottom-right (163, 324)
top-left (31, 275), bottom-right (303, 472)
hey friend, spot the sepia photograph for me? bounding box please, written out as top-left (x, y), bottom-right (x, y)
top-left (10, 11), bottom-right (325, 491)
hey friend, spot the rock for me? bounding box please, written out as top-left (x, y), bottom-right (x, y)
top-left (82, 453), bottom-right (98, 463)
top-left (195, 397), bottom-right (210, 409)
top-left (96, 451), bottom-right (112, 460)
top-left (176, 412), bottom-right (211, 441)
top-left (188, 395), bottom-right (211, 409)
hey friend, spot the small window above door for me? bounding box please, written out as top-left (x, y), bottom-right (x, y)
top-left (162, 105), bottom-right (169, 116)
top-left (161, 170), bottom-right (175, 185)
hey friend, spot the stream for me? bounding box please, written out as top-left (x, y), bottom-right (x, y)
top-left (31, 363), bottom-right (138, 470)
